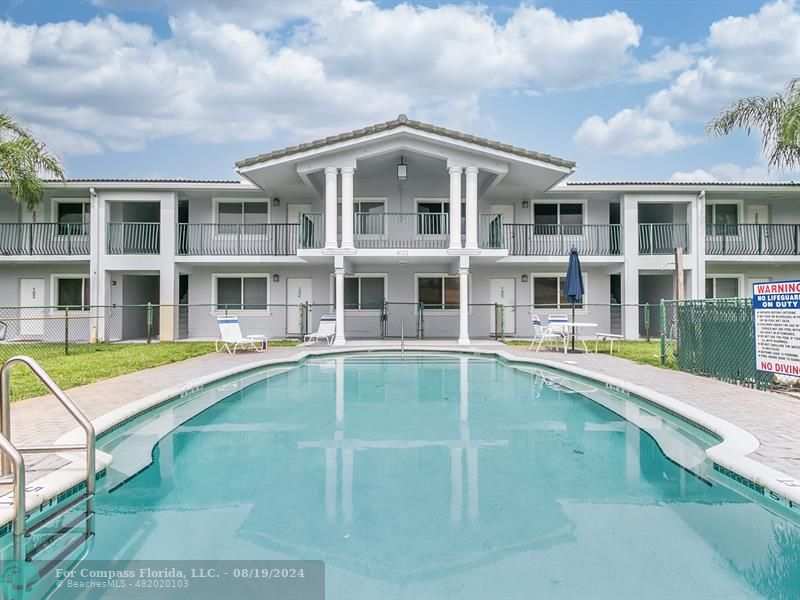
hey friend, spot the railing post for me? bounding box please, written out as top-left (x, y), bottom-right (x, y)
top-left (64, 306), bottom-right (70, 356)
top-left (146, 302), bottom-right (153, 344)
top-left (237, 224), bottom-right (242, 256)
top-left (758, 224), bottom-right (763, 254)
top-left (28, 223), bottom-right (33, 255)
top-left (795, 224), bottom-right (799, 255)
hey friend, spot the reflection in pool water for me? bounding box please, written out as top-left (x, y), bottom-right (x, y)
top-left (21, 355), bottom-right (800, 599)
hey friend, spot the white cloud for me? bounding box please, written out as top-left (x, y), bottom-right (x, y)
top-left (0, 1), bottom-right (644, 157)
top-left (574, 0), bottom-right (799, 158)
top-left (646, 0), bottom-right (800, 121)
top-left (670, 160), bottom-right (796, 182)
top-left (633, 44), bottom-right (699, 83)
top-left (573, 108), bottom-right (699, 155)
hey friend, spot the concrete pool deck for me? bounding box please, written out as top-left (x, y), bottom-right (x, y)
top-left (2, 341), bottom-right (799, 516)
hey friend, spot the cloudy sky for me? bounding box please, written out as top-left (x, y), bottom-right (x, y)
top-left (1, 0), bottom-right (798, 182)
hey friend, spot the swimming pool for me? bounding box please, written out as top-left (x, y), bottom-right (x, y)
top-left (7, 354), bottom-right (800, 598)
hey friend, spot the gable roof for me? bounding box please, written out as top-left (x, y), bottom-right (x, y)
top-left (235, 114), bottom-right (576, 170)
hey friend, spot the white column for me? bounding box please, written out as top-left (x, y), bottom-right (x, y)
top-left (466, 447), bottom-right (479, 521)
top-left (465, 166), bottom-right (479, 249)
top-left (340, 167), bottom-right (355, 250)
top-left (459, 356), bottom-right (469, 422)
top-left (449, 166), bottom-right (463, 249)
top-left (334, 265), bottom-right (347, 345)
top-left (622, 194), bottom-right (639, 340)
top-left (159, 193), bottom-right (178, 341)
top-left (458, 265), bottom-right (470, 345)
top-left (324, 167), bottom-right (338, 249)
top-left (89, 189), bottom-right (105, 341)
top-left (693, 190), bottom-right (707, 299)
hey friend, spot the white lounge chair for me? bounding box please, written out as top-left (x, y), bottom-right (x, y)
top-left (215, 315), bottom-right (267, 354)
top-left (304, 314), bottom-right (337, 345)
top-left (528, 314), bottom-right (566, 352)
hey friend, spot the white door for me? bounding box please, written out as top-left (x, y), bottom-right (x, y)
top-left (287, 278), bottom-right (313, 336)
top-left (19, 278), bottom-right (45, 338)
top-left (287, 204), bottom-right (312, 224)
top-left (746, 205), bottom-right (769, 224)
top-left (490, 278), bottom-right (516, 334)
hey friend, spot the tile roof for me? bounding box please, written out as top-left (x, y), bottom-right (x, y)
top-left (565, 181), bottom-right (798, 187)
top-left (235, 114), bottom-right (576, 170)
top-left (35, 178), bottom-right (244, 184)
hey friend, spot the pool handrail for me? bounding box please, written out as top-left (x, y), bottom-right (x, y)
top-left (0, 355), bottom-right (96, 555)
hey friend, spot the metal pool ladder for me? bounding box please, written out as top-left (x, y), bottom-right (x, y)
top-left (0, 356), bottom-right (97, 564)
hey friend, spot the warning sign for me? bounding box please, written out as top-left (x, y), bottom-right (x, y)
top-left (753, 280), bottom-right (800, 376)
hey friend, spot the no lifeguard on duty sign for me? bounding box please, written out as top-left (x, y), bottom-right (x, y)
top-left (752, 280), bottom-right (800, 376)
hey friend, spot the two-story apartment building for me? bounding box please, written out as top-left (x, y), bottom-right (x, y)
top-left (1, 115), bottom-right (798, 344)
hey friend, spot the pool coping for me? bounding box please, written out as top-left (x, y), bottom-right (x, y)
top-left (2, 344), bottom-right (799, 532)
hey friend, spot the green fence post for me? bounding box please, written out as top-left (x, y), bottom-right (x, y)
top-left (301, 302), bottom-right (308, 338)
top-left (659, 300), bottom-right (666, 366)
top-left (644, 302), bottom-right (651, 342)
top-left (146, 302), bottom-right (153, 344)
top-left (418, 302), bottom-right (424, 339)
top-left (64, 306), bottom-right (70, 356)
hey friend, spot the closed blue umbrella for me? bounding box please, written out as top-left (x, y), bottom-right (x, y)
top-left (564, 246), bottom-right (584, 351)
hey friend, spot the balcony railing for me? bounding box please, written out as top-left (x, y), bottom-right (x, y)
top-left (177, 223), bottom-right (305, 255)
top-left (107, 222), bottom-right (160, 254)
top-left (0, 223), bottom-right (90, 256)
top-left (706, 223), bottom-right (800, 255)
top-left (353, 212), bottom-right (450, 249)
top-left (484, 222), bottom-right (623, 256)
top-left (638, 223), bottom-right (689, 254)
top-left (298, 213), bottom-right (325, 249)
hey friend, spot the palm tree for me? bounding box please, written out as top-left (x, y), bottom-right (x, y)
top-left (0, 112), bottom-right (65, 214)
top-left (708, 77), bottom-right (800, 171)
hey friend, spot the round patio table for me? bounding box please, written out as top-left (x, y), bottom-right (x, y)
top-left (558, 322), bottom-right (598, 353)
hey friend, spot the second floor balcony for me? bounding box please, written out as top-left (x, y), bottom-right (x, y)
top-left (638, 223), bottom-right (689, 255)
top-left (706, 223), bottom-right (800, 255)
top-left (107, 222), bottom-right (160, 254)
top-left (353, 212), bottom-right (450, 249)
top-left (0, 222), bottom-right (89, 256)
top-left (480, 221), bottom-right (623, 256)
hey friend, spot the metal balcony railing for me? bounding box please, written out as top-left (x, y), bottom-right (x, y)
top-left (353, 212), bottom-right (450, 248)
top-left (638, 223), bottom-right (689, 254)
top-left (492, 223), bottom-right (623, 255)
top-left (177, 223), bottom-right (300, 255)
top-left (106, 222), bottom-right (160, 254)
top-left (0, 223), bottom-right (90, 256)
top-left (705, 223), bottom-right (800, 255)
top-left (298, 213), bottom-right (325, 249)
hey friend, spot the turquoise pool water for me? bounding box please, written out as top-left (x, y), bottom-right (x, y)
top-left (13, 355), bottom-right (800, 598)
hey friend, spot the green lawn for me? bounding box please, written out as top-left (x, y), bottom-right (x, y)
top-left (2, 340), bottom-right (298, 402)
top-left (505, 339), bottom-right (674, 369)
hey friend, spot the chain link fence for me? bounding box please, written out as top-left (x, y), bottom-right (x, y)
top-left (660, 298), bottom-right (775, 390)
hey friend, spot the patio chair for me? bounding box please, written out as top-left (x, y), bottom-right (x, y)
top-left (528, 314), bottom-right (566, 352)
top-left (215, 315), bottom-right (267, 354)
top-left (304, 314), bottom-right (337, 345)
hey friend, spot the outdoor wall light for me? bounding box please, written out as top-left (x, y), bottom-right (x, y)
top-left (273, 197), bottom-right (280, 207)
top-left (521, 274), bottom-right (529, 283)
top-left (521, 200), bottom-right (529, 209)
top-left (273, 274), bottom-right (280, 282)
top-left (397, 156), bottom-right (408, 181)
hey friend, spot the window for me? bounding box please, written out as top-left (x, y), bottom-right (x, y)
top-left (706, 204), bottom-right (739, 235)
top-left (215, 200), bottom-right (269, 232)
top-left (533, 202), bottom-right (584, 234)
top-left (418, 275), bottom-right (460, 309)
top-left (345, 200), bottom-right (386, 235)
top-left (416, 201), bottom-right (465, 235)
top-left (532, 275), bottom-right (584, 308)
top-left (706, 277), bottom-right (739, 299)
top-left (215, 276), bottom-right (269, 310)
top-left (55, 277), bottom-right (90, 311)
top-left (343, 276), bottom-right (385, 309)
top-left (56, 201), bottom-right (90, 235)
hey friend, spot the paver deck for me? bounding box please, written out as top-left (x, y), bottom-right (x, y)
top-left (3, 342), bottom-right (799, 486)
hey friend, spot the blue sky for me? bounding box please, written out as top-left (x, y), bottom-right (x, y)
top-left (1, 0), bottom-right (798, 182)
